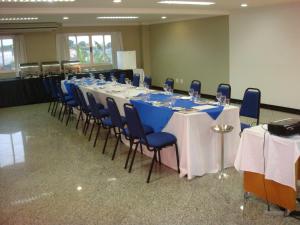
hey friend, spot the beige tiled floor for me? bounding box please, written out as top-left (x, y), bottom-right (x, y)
top-left (0, 103), bottom-right (299, 225)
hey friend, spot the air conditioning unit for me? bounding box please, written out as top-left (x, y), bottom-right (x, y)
top-left (0, 22), bottom-right (61, 34)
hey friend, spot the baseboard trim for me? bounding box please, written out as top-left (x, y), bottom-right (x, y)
top-left (151, 85), bottom-right (300, 115)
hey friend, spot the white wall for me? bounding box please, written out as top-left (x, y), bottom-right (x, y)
top-left (230, 3), bottom-right (300, 109)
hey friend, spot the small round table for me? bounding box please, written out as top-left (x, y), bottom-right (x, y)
top-left (211, 124), bottom-right (234, 180)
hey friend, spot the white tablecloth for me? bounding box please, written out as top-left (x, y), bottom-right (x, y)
top-left (64, 81), bottom-right (241, 179)
top-left (234, 125), bottom-right (300, 190)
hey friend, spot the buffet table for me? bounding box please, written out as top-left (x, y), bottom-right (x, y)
top-left (71, 82), bottom-right (241, 179)
top-left (235, 126), bottom-right (300, 211)
top-left (0, 77), bottom-right (48, 108)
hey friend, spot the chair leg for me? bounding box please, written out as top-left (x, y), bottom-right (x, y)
top-left (51, 101), bottom-right (56, 116)
top-left (139, 143), bottom-right (144, 155)
top-left (128, 143), bottom-right (139, 173)
top-left (84, 115), bottom-right (91, 135)
top-left (66, 106), bottom-right (72, 126)
top-left (175, 143), bottom-right (180, 173)
top-left (102, 128), bottom-right (111, 154)
top-left (124, 140), bottom-right (133, 169)
top-left (112, 134), bottom-right (121, 160)
top-left (58, 104), bottom-right (64, 120)
top-left (82, 114), bottom-right (88, 133)
top-left (147, 149), bottom-right (157, 183)
top-left (61, 104), bottom-right (67, 122)
top-left (76, 110), bottom-right (82, 129)
top-left (157, 151), bottom-right (162, 166)
top-left (93, 123), bottom-right (101, 147)
top-left (89, 119), bottom-right (96, 141)
top-left (53, 101), bottom-right (59, 117)
top-left (48, 101), bottom-right (52, 112)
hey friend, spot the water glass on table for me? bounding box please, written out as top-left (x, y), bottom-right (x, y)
top-left (193, 92), bottom-right (201, 103)
top-left (188, 88), bottom-right (194, 99)
top-left (216, 92), bottom-right (222, 105)
top-left (220, 95), bottom-right (226, 106)
top-left (163, 84), bottom-right (169, 94)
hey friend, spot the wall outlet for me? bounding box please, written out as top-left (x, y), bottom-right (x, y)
top-left (180, 79), bottom-right (183, 84)
top-left (175, 78), bottom-right (179, 83)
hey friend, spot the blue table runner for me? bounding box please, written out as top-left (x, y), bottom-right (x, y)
top-left (131, 93), bottom-right (224, 132)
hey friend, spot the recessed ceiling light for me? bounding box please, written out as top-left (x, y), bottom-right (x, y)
top-left (0, 0), bottom-right (76, 2)
top-left (241, 3), bottom-right (248, 7)
top-left (161, 16), bottom-right (167, 19)
top-left (63, 16), bottom-right (69, 20)
top-left (0, 17), bottom-right (39, 21)
top-left (113, 0), bottom-right (122, 3)
top-left (158, 1), bottom-right (215, 5)
top-left (97, 16), bottom-right (139, 20)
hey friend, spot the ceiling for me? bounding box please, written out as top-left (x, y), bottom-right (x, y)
top-left (0, 0), bottom-right (299, 26)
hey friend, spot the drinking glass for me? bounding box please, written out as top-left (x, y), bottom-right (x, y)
top-left (220, 95), bottom-right (226, 106)
top-left (188, 88), bottom-right (194, 99)
top-left (193, 92), bottom-right (200, 103)
top-left (163, 84), bottom-right (169, 93)
top-left (226, 98), bottom-right (230, 106)
top-left (216, 92), bottom-right (222, 104)
top-left (169, 97), bottom-right (176, 108)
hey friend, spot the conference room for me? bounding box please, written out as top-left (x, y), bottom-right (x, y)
top-left (0, 0), bottom-right (300, 224)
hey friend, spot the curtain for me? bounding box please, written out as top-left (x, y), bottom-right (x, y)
top-left (56, 33), bottom-right (69, 62)
top-left (111, 32), bottom-right (124, 69)
top-left (13, 35), bottom-right (27, 77)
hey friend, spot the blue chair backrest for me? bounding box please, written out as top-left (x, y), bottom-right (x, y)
top-left (124, 103), bottom-right (147, 141)
top-left (106, 97), bottom-right (124, 128)
top-left (118, 73), bottom-right (126, 84)
top-left (132, 74), bottom-right (140, 87)
top-left (64, 82), bottom-right (74, 98)
top-left (87, 92), bottom-right (103, 118)
top-left (190, 80), bottom-right (201, 94)
top-left (56, 83), bottom-right (66, 102)
top-left (217, 83), bottom-right (231, 99)
top-left (75, 86), bottom-right (90, 112)
top-left (240, 88), bottom-right (261, 124)
top-left (165, 78), bottom-right (174, 89)
top-left (69, 83), bottom-right (80, 105)
top-left (144, 76), bottom-right (152, 86)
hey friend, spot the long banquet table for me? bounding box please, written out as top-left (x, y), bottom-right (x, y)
top-left (64, 81), bottom-right (241, 179)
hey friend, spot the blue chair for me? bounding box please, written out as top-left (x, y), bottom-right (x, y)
top-left (64, 83), bottom-right (81, 126)
top-left (144, 76), bottom-right (152, 87)
top-left (165, 78), bottom-right (174, 89)
top-left (86, 92), bottom-right (110, 147)
top-left (56, 83), bottom-right (76, 122)
top-left (118, 73), bottom-right (126, 84)
top-left (132, 74), bottom-right (140, 87)
top-left (190, 80), bottom-right (201, 94)
top-left (217, 83), bottom-right (231, 99)
top-left (124, 103), bottom-right (180, 183)
top-left (75, 86), bottom-right (92, 134)
top-left (240, 88), bottom-right (261, 131)
top-left (101, 97), bottom-right (127, 156)
top-left (103, 97), bottom-right (129, 160)
top-left (48, 78), bottom-right (60, 116)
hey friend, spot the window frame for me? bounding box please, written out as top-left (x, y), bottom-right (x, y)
top-left (67, 33), bottom-right (113, 67)
top-left (0, 35), bottom-right (16, 74)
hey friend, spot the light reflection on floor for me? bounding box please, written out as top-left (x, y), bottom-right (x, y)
top-left (0, 131), bottom-right (25, 168)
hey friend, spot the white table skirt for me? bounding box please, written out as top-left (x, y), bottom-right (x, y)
top-left (65, 82), bottom-right (241, 179)
top-left (234, 125), bottom-right (300, 190)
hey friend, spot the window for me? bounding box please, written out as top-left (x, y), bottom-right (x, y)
top-left (68, 34), bottom-right (112, 65)
top-left (0, 37), bottom-right (15, 72)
